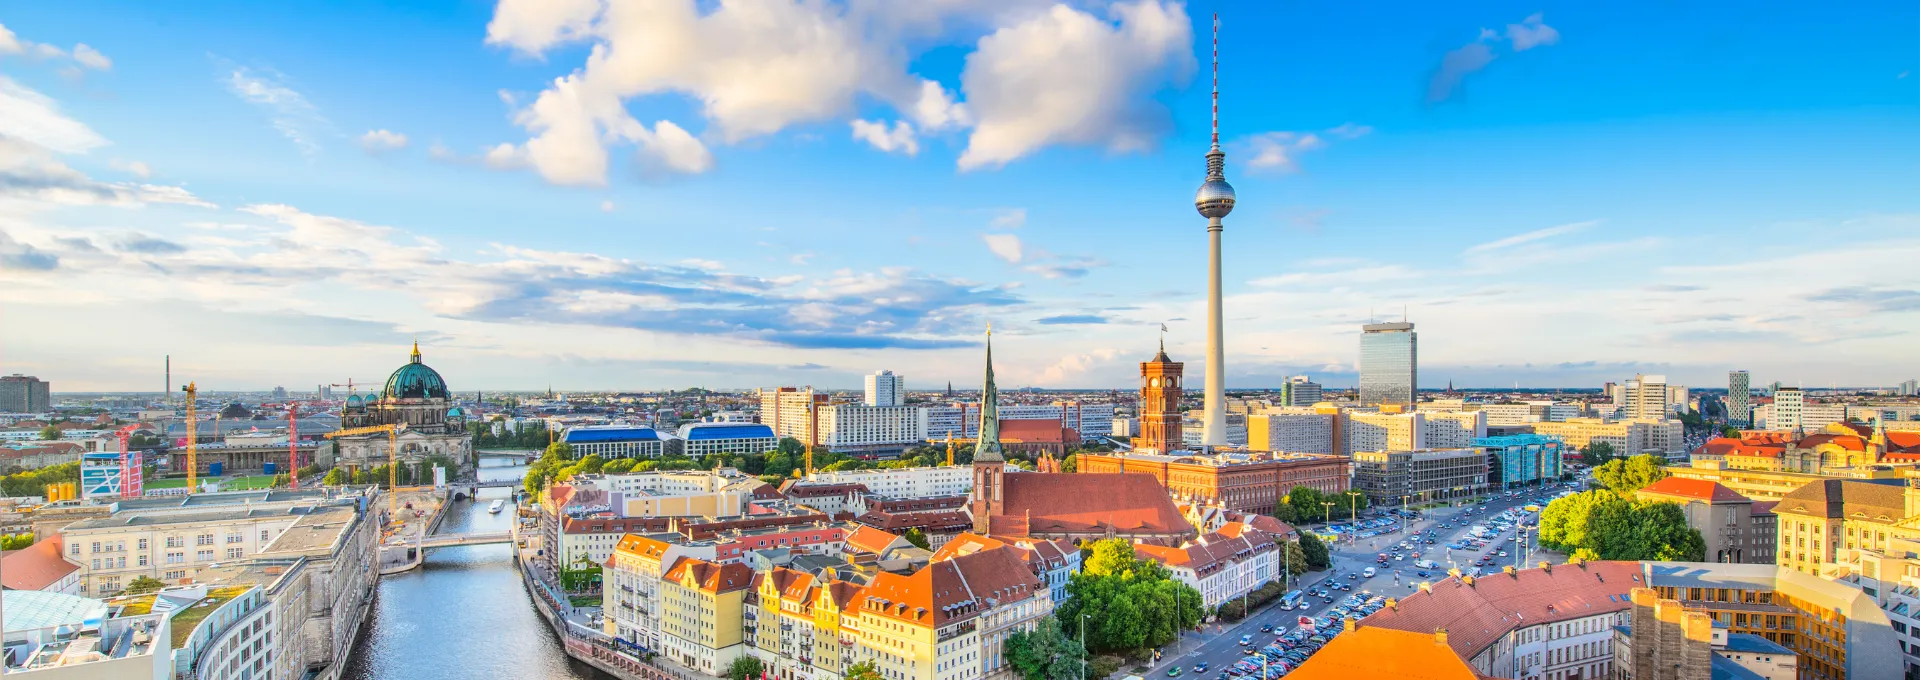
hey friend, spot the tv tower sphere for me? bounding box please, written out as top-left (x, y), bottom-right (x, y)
top-left (1195, 173), bottom-right (1235, 219)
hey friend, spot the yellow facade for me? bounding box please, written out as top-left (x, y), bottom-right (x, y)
top-left (660, 561), bottom-right (746, 676)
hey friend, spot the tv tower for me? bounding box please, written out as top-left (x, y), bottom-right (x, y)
top-left (1195, 13), bottom-right (1236, 448)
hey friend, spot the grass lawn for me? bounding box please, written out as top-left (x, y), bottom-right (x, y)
top-left (569, 595), bottom-right (602, 608)
top-left (146, 474), bottom-right (279, 490)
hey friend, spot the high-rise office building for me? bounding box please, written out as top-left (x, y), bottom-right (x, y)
top-left (1359, 322), bottom-right (1417, 408)
top-left (1772, 387), bottom-right (1804, 430)
top-left (863, 370), bottom-right (904, 407)
top-left (1282, 375), bottom-right (1323, 406)
top-left (1901, 378), bottom-right (1919, 397)
top-left (1621, 373), bottom-right (1678, 419)
top-left (1728, 370), bottom-right (1752, 427)
top-left (0, 374), bottom-right (51, 413)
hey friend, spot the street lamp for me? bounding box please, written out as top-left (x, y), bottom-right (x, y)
top-left (1080, 614), bottom-right (1092, 680)
top-left (1320, 501), bottom-right (1334, 528)
top-left (1344, 491), bottom-right (1364, 543)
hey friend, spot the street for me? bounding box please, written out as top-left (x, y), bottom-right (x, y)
top-left (1148, 484), bottom-right (1572, 680)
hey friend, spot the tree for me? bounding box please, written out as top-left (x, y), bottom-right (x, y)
top-left (38, 425), bottom-right (61, 440)
top-left (1060, 454), bottom-right (1078, 474)
top-left (1721, 425), bottom-right (1741, 439)
top-left (601, 458), bottom-right (639, 475)
top-left (1537, 490), bottom-right (1705, 561)
top-left (1005, 617), bottom-right (1087, 680)
top-left (322, 468), bottom-right (348, 486)
top-left (1269, 500), bottom-right (1298, 524)
top-left (1286, 486), bottom-right (1328, 524)
top-left (1296, 533), bottom-right (1331, 571)
top-left (1333, 491), bottom-right (1370, 521)
top-left (726, 656), bottom-right (764, 680)
top-left (903, 527), bottom-right (931, 550)
top-left (846, 661), bottom-right (883, 680)
top-left (1592, 454), bottom-right (1669, 495)
top-left (1056, 538), bottom-right (1203, 654)
top-left (1281, 541), bottom-right (1310, 578)
top-left (123, 575), bottom-right (169, 595)
top-left (0, 533), bottom-right (33, 551)
top-left (1580, 441), bottom-right (1618, 467)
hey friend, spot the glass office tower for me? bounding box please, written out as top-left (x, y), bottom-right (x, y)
top-left (1360, 322), bottom-right (1417, 408)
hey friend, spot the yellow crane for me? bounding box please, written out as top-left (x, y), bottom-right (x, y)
top-left (323, 424), bottom-right (405, 520)
top-left (182, 382), bottom-right (197, 492)
top-left (945, 433), bottom-right (955, 466)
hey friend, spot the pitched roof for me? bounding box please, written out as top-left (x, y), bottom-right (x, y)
top-left (663, 556), bottom-right (753, 593)
top-left (844, 524), bottom-right (907, 555)
top-left (1749, 501), bottom-right (1778, 517)
top-left (1359, 560), bottom-right (1643, 661)
top-left (996, 472), bottom-right (1190, 537)
top-left (0, 537), bottom-right (78, 590)
top-left (1798, 433), bottom-right (1865, 451)
top-left (857, 508), bottom-right (972, 532)
top-left (857, 543), bottom-right (1043, 628)
top-left (614, 534), bottom-right (674, 561)
top-left (1637, 477), bottom-right (1751, 503)
top-left (1773, 479), bottom-right (1907, 521)
top-left (1691, 437), bottom-right (1785, 459)
top-left (1134, 526), bottom-right (1273, 576)
top-left (1286, 625), bottom-right (1485, 680)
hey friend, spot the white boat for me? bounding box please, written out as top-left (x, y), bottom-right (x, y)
top-left (488, 500), bottom-right (505, 514)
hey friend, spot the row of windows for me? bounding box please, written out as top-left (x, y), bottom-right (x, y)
top-left (76, 530), bottom-right (275, 557)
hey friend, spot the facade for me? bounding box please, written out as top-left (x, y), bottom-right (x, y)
top-left (1770, 477), bottom-right (1920, 576)
top-left (677, 422), bottom-right (778, 458)
top-left (1359, 322), bottom-right (1417, 409)
top-left (760, 387), bottom-right (829, 443)
top-left (1349, 448), bottom-right (1487, 505)
top-left (1770, 388), bottom-right (1805, 431)
top-left (1423, 409), bottom-right (1488, 449)
top-left (1131, 522), bottom-right (1279, 611)
top-left (1634, 477), bottom-right (1775, 564)
top-left (1281, 376), bottom-right (1322, 407)
top-left (1729, 371), bottom-right (1753, 427)
top-left (1666, 460), bottom-right (1906, 502)
top-left (1612, 586), bottom-right (1800, 680)
top-left (605, 534), bottom-right (718, 654)
top-left (815, 404), bottom-right (928, 456)
top-left (1076, 450), bottom-right (1350, 513)
top-left (61, 499), bottom-right (361, 598)
top-left (1476, 434), bottom-right (1566, 488)
top-left (924, 402), bottom-right (1114, 444)
top-left (333, 344), bottom-right (471, 470)
top-left (865, 370), bottom-right (906, 407)
top-left (1640, 560), bottom-right (1902, 680)
top-left (1347, 411), bottom-right (1423, 453)
top-left (802, 465), bottom-right (984, 499)
top-left (1359, 560), bottom-right (1641, 680)
top-left (0, 374), bottom-right (51, 413)
top-left (79, 451), bottom-right (142, 499)
top-left (1245, 409), bottom-right (1337, 454)
top-left (1620, 374), bottom-right (1681, 419)
top-left (562, 425), bottom-right (668, 459)
top-left (1133, 344), bottom-right (1185, 452)
top-left (1532, 418), bottom-right (1685, 458)
top-left (659, 557), bottom-right (753, 675)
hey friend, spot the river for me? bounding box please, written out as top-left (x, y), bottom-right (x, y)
top-left (341, 458), bottom-right (613, 680)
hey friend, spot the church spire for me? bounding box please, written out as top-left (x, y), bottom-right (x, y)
top-left (976, 325), bottom-right (1004, 462)
top-left (409, 339), bottom-right (422, 364)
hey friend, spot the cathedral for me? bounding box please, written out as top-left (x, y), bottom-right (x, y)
top-left (969, 332), bottom-right (1193, 544)
top-left (328, 343), bottom-right (474, 473)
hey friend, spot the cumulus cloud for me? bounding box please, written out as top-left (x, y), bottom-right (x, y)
top-left (957, 1), bottom-right (1192, 170)
top-left (224, 66), bottom-right (331, 155)
top-left (1428, 14), bottom-right (1560, 103)
top-left (982, 233), bottom-right (1023, 263)
top-left (110, 159), bottom-right (152, 178)
top-left (359, 129), bottom-right (409, 152)
top-left (850, 119), bottom-right (918, 155)
top-left (71, 44), bottom-right (110, 70)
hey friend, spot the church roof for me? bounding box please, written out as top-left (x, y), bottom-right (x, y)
top-left (382, 344), bottom-right (450, 400)
top-left (992, 472), bottom-right (1189, 537)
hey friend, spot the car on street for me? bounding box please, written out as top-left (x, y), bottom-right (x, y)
top-left (1240, 634), bottom-right (1254, 646)
top-left (1499, 551), bottom-right (1509, 557)
top-left (1168, 667), bottom-right (1184, 677)
top-left (1195, 663), bottom-right (1209, 673)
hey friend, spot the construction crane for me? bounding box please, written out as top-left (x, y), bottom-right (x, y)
top-left (323, 423), bottom-right (404, 521)
top-left (287, 403), bottom-right (301, 490)
top-left (945, 433), bottom-right (955, 466)
top-left (182, 382), bottom-right (197, 492)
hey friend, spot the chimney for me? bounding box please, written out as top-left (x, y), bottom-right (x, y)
top-left (1418, 581), bottom-right (1432, 593)
top-left (1386, 598), bottom-right (1398, 610)
top-left (1434, 628), bottom-right (1449, 646)
top-left (1462, 575), bottom-right (1475, 587)
top-left (1343, 617), bottom-right (1356, 633)
top-left (1539, 561), bottom-right (1551, 573)
top-left (1503, 565), bottom-right (1516, 577)
top-left (1448, 567), bottom-right (1461, 579)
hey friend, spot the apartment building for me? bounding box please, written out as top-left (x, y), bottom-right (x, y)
top-left (1634, 477), bottom-right (1775, 565)
top-left (1347, 411), bottom-right (1423, 453)
top-left (866, 370), bottom-right (906, 407)
top-left (1612, 586), bottom-right (1800, 680)
top-left (1640, 561), bottom-right (1901, 680)
top-left (676, 422), bottom-right (778, 458)
top-left (6, 590), bottom-right (170, 679)
top-left (1423, 410), bottom-right (1488, 449)
top-left (924, 402), bottom-right (1114, 443)
top-left (760, 387), bottom-right (831, 443)
top-left (659, 558), bottom-right (754, 675)
top-left (560, 425), bottom-right (669, 459)
top-left (1531, 418), bottom-right (1685, 458)
top-left (1131, 522), bottom-right (1279, 611)
top-left (605, 534), bottom-right (719, 654)
top-left (1245, 409), bottom-right (1337, 454)
top-left (1350, 448), bottom-right (1488, 505)
top-left (815, 404), bottom-right (929, 456)
top-left (1477, 434), bottom-right (1566, 488)
top-left (1076, 450), bottom-right (1350, 513)
top-left (799, 465), bottom-right (986, 499)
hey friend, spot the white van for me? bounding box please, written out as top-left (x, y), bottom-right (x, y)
top-left (1362, 567), bottom-right (1376, 578)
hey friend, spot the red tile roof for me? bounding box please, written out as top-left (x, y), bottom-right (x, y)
top-left (0, 537), bottom-right (78, 591)
top-left (1798, 433), bottom-right (1864, 451)
top-left (997, 472), bottom-right (1190, 537)
top-left (1359, 560), bottom-right (1643, 661)
top-left (844, 524), bottom-right (907, 555)
top-left (1691, 437), bottom-right (1785, 459)
top-left (1750, 501), bottom-right (1778, 517)
top-left (1636, 477), bottom-right (1751, 503)
top-left (663, 556), bottom-right (753, 593)
top-left (999, 418), bottom-right (1071, 444)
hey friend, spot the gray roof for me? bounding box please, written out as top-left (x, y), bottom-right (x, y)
top-left (1710, 654), bottom-right (1766, 680)
top-left (1721, 632), bottom-right (1791, 655)
top-left (64, 506), bottom-right (319, 531)
top-left (3, 591), bottom-right (108, 632)
top-left (1773, 479), bottom-right (1906, 521)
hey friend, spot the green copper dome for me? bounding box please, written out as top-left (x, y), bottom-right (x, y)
top-left (383, 342), bottom-right (451, 400)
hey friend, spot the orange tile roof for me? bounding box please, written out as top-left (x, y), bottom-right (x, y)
top-left (1691, 437), bottom-right (1785, 459)
top-left (0, 537), bottom-right (78, 590)
top-left (858, 543), bottom-right (1043, 628)
top-left (1637, 477), bottom-right (1750, 503)
top-left (615, 534), bottom-right (672, 561)
top-left (844, 524), bottom-right (906, 555)
top-left (1359, 560), bottom-right (1642, 661)
top-left (1798, 433), bottom-right (1864, 451)
top-left (663, 556), bottom-right (753, 594)
top-left (1287, 626), bottom-right (1487, 680)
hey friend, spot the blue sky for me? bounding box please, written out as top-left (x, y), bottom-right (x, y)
top-left (0, 1), bottom-right (1915, 393)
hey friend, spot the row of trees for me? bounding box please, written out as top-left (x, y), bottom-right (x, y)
top-left (0, 462), bottom-right (79, 498)
top-left (1053, 539), bottom-right (1205, 654)
top-left (467, 421), bottom-right (552, 450)
top-left (1537, 490), bottom-right (1706, 561)
top-left (317, 455), bottom-right (455, 488)
top-left (1579, 441), bottom-right (1618, 467)
top-left (1269, 485), bottom-right (1369, 525)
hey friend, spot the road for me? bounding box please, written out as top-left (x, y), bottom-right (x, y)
top-left (1151, 485), bottom-right (1572, 680)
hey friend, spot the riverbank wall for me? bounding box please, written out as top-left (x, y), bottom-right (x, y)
top-left (514, 552), bottom-right (688, 680)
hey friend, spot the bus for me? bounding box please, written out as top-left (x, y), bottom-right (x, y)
top-left (1280, 590), bottom-right (1305, 610)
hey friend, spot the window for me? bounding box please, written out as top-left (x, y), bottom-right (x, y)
top-left (70, 542), bottom-right (79, 556)
top-left (196, 549), bottom-right (213, 561)
top-left (197, 533), bottom-right (214, 546)
top-left (138, 554), bottom-right (148, 566)
top-left (227, 548), bottom-right (244, 559)
top-left (92, 541), bottom-right (101, 553)
top-left (138, 538), bottom-right (148, 550)
top-left (166, 536), bottom-right (184, 548)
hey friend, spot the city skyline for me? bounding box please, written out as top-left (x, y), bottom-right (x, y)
top-left (2, 2), bottom-right (1917, 392)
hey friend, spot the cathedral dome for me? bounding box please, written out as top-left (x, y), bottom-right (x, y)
top-left (382, 343), bottom-right (451, 401)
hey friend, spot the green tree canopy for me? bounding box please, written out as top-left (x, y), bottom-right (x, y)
top-left (122, 575), bottom-right (169, 595)
top-left (726, 656), bottom-right (764, 680)
top-left (1580, 441), bottom-right (1618, 467)
top-left (1006, 616), bottom-right (1087, 680)
top-left (1281, 541), bottom-right (1310, 578)
top-left (1286, 486), bottom-right (1329, 524)
top-left (846, 661), bottom-right (883, 680)
top-left (1297, 533), bottom-right (1331, 570)
top-left (600, 458), bottom-right (639, 474)
top-left (1592, 454), bottom-right (1669, 495)
top-left (38, 425), bottom-right (61, 440)
top-left (1538, 490), bottom-right (1705, 561)
top-left (1056, 538), bottom-right (1203, 654)
top-left (903, 528), bottom-right (931, 550)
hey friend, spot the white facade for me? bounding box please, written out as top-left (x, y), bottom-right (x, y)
top-left (865, 370), bottom-right (906, 407)
top-left (1423, 410), bottom-right (1488, 449)
top-left (1246, 409), bottom-right (1337, 454)
top-left (1621, 374), bottom-right (1685, 419)
top-left (1347, 411), bottom-right (1422, 453)
top-left (1481, 403), bottom-right (1537, 426)
top-left (801, 464), bottom-right (1003, 498)
top-left (1474, 610), bottom-right (1628, 680)
top-left (816, 404), bottom-right (927, 450)
top-left (64, 514), bottom-right (301, 597)
top-left (923, 402), bottom-right (1115, 442)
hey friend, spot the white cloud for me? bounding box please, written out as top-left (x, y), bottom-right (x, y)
top-left (0, 138), bottom-right (212, 208)
top-left (483, 143), bottom-right (527, 169)
top-left (507, 70), bottom-right (711, 184)
top-left (485, 0), bottom-right (601, 54)
top-left (600, 200), bottom-right (614, 213)
top-left (110, 159), bottom-right (152, 178)
top-left (225, 66), bottom-right (331, 155)
top-left (1241, 132), bottom-right (1324, 173)
top-left (989, 208), bottom-right (1026, 229)
top-left (359, 129), bottom-right (409, 152)
top-left (1506, 14), bottom-right (1561, 51)
top-left (850, 119), bottom-right (918, 155)
top-left (0, 24), bottom-right (21, 55)
top-left (1464, 220), bottom-right (1599, 254)
top-left (982, 233), bottom-right (1023, 263)
top-left (71, 44), bottom-right (110, 70)
top-left (0, 76), bottom-right (108, 153)
top-left (957, 1), bottom-right (1192, 170)
top-left (911, 79), bottom-right (969, 130)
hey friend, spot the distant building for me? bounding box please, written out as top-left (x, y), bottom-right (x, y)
top-left (1730, 370), bottom-right (1753, 427)
top-left (925, 401), bottom-right (1114, 444)
top-left (1245, 408), bottom-right (1338, 454)
top-left (0, 374), bottom-right (50, 413)
top-left (1771, 386), bottom-right (1806, 430)
top-left (1359, 322), bottom-right (1417, 409)
top-left (1475, 434), bottom-right (1565, 488)
top-left (1078, 450), bottom-right (1349, 513)
top-left (864, 369), bottom-right (905, 407)
top-left (334, 344), bottom-right (471, 470)
top-left (757, 386), bottom-right (828, 443)
top-left (675, 422), bottom-right (777, 458)
top-left (800, 464), bottom-right (997, 499)
top-left (561, 425), bottom-right (668, 459)
top-left (1347, 410), bottom-right (1423, 452)
top-left (813, 403), bottom-right (927, 456)
top-left (1531, 417), bottom-right (1685, 459)
top-left (1349, 448), bottom-right (1487, 505)
top-left (1422, 409), bottom-right (1487, 449)
top-left (1281, 375), bottom-right (1323, 407)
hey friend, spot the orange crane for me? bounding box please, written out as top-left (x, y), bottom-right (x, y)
top-left (182, 382), bottom-right (198, 492)
top-left (323, 423), bottom-right (404, 520)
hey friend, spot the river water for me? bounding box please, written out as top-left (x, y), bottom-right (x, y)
top-left (342, 459), bottom-right (612, 680)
